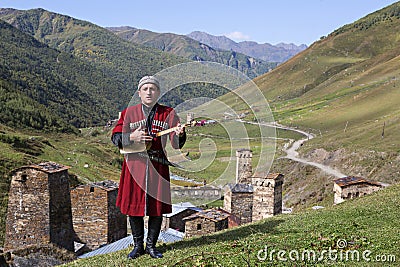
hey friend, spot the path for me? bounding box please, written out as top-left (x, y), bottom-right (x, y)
top-left (243, 121), bottom-right (347, 178)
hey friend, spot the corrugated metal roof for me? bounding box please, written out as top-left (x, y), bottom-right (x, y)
top-left (164, 202), bottom-right (202, 218)
top-left (78, 228), bottom-right (184, 259)
top-left (160, 228), bottom-right (185, 243)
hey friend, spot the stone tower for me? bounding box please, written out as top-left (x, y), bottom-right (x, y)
top-left (252, 173), bottom-right (284, 221)
top-left (4, 162), bottom-right (74, 251)
top-left (70, 180), bottom-right (127, 250)
top-left (224, 184), bottom-right (253, 225)
top-left (236, 149), bottom-right (252, 184)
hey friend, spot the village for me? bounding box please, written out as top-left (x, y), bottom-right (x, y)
top-left (1, 140), bottom-right (388, 264)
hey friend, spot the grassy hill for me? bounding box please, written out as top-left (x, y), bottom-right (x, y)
top-left (63, 183), bottom-right (399, 266)
top-left (254, 2), bottom-right (400, 152)
top-left (108, 26), bottom-right (277, 79)
top-left (204, 2), bottom-right (400, 208)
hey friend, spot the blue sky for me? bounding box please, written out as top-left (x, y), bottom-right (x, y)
top-left (1, 0), bottom-right (398, 45)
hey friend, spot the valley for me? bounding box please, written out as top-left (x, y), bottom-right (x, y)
top-left (1, 2), bottom-right (400, 265)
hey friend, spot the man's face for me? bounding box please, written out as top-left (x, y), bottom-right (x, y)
top-left (138, 83), bottom-right (160, 106)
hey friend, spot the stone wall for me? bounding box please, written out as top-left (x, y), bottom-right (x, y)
top-left (236, 149), bottom-right (252, 184)
top-left (4, 165), bottom-right (74, 252)
top-left (70, 182), bottom-right (126, 250)
top-left (107, 188), bottom-right (127, 243)
top-left (224, 190), bottom-right (253, 224)
top-left (48, 172), bottom-right (75, 251)
top-left (252, 174), bottom-right (283, 221)
top-left (184, 217), bottom-right (228, 238)
top-left (171, 185), bottom-right (221, 199)
top-left (162, 209), bottom-right (198, 232)
top-left (334, 183), bottom-right (383, 204)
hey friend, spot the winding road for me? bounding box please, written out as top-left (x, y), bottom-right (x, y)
top-left (247, 121), bottom-right (347, 178)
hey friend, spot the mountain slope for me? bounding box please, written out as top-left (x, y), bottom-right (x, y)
top-left (107, 26), bottom-right (277, 79)
top-left (187, 30), bottom-right (307, 62)
top-left (0, 19), bottom-right (113, 129)
top-left (0, 8), bottom-right (188, 112)
top-left (189, 2), bottom-right (400, 208)
top-left (252, 2), bottom-right (400, 206)
top-left (252, 2), bottom-right (400, 146)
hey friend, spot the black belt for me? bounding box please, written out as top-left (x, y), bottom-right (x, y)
top-left (134, 150), bottom-right (174, 166)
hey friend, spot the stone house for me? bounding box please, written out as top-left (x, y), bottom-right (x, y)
top-left (161, 202), bottom-right (201, 232)
top-left (224, 149), bottom-right (284, 225)
top-left (333, 176), bottom-right (387, 204)
top-left (224, 183), bottom-right (253, 225)
top-left (183, 209), bottom-right (230, 238)
top-left (4, 162), bottom-right (75, 252)
top-left (70, 180), bottom-right (127, 250)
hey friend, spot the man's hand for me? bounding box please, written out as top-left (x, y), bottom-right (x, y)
top-left (175, 123), bottom-right (185, 136)
top-left (130, 126), bottom-right (153, 143)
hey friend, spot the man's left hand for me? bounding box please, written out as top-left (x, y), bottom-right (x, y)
top-left (175, 123), bottom-right (185, 136)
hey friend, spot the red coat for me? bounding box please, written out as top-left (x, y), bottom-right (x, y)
top-left (112, 103), bottom-right (183, 216)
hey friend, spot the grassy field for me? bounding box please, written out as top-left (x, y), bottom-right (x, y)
top-left (63, 183), bottom-right (399, 267)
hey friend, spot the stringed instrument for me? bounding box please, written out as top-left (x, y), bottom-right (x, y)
top-left (119, 120), bottom-right (198, 154)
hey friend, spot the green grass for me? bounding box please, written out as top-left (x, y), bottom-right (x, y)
top-left (63, 183), bottom-right (400, 267)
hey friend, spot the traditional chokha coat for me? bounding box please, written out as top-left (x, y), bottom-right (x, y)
top-left (112, 103), bottom-right (185, 216)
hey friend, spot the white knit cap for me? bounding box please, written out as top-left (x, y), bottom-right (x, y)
top-left (137, 75), bottom-right (160, 90)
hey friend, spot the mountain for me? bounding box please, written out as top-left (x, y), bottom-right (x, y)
top-left (183, 2), bottom-right (400, 209)
top-left (0, 19), bottom-right (115, 130)
top-left (0, 8), bottom-right (243, 116)
top-left (226, 1), bottom-right (400, 206)
top-left (187, 31), bottom-right (307, 62)
top-left (107, 26), bottom-right (277, 79)
top-left (0, 8), bottom-right (188, 114)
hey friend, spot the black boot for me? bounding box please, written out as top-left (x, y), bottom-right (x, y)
top-left (145, 216), bottom-right (163, 258)
top-left (127, 216), bottom-right (145, 259)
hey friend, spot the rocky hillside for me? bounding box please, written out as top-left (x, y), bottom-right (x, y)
top-left (187, 30), bottom-right (307, 62)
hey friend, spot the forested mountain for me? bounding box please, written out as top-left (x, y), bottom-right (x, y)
top-left (107, 26), bottom-right (277, 79)
top-left (0, 8), bottom-right (186, 90)
top-left (187, 31), bottom-right (307, 62)
top-left (0, 8), bottom-right (189, 121)
top-left (0, 8), bottom-right (241, 127)
top-left (0, 19), bottom-right (114, 130)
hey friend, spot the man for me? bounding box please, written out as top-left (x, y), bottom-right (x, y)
top-left (111, 75), bottom-right (186, 259)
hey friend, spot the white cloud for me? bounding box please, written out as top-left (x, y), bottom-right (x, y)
top-left (223, 31), bottom-right (251, 41)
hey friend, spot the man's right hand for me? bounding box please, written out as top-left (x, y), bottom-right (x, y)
top-left (129, 126), bottom-right (153, 143)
